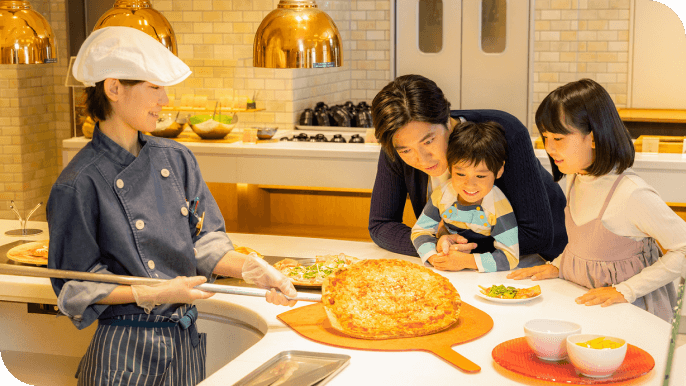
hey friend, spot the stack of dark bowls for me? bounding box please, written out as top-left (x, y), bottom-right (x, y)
top-left (299, 101), bottom-right (372, 128)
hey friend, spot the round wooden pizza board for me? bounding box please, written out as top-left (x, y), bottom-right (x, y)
top-left (277, 302), bottom-right (493, 373)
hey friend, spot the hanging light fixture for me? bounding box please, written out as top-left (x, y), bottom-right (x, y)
top-left (0, 1), bottom-right (57, 64)
top-left (254, 0), bottom-right (342, 69)
top-left (92, 0), bottom-right (177, 55)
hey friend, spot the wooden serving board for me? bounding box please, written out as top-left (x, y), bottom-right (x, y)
top-left (278, 302), bottom-right (493, 373)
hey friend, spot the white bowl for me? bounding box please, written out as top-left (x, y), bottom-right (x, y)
top-left (524, 319), bottom-right (581, 361)
top-left (566, 334), bottom-right (627, 378)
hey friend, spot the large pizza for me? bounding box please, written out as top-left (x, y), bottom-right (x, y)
top-left (321, 259), bottom-right (461, 339)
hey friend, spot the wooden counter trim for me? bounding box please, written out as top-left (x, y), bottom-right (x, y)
top-left (634, 135), bottom-right (686, 153)
top-left (618, 108), bottom-right (686, 123)
top-left (667, 202), bottom-right (686, 222)
top-left (257, 185), bottom-right (373, 194)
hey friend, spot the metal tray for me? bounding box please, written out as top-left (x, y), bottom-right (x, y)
top-left (232, 350), bottom-right (350, 386)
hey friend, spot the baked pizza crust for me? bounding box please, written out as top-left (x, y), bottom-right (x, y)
top-left (6, 240), bottom-right (49, 265)
top-left (321, 259), bottom-right (461, 339)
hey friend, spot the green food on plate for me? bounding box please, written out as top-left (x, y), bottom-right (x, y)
top-left (487, 285), bottom-right (519, 299)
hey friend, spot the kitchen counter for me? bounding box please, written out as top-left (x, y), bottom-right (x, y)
top-left (62, 132), bottom-right (686, 202)
top-left (0, 220), bottom-right (684, 386)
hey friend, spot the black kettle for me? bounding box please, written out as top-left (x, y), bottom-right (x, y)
top-left (331, 106), bottom-right (352, 127)
top-left (355, 107), bottom-right (373, 128)
top-left (299, 108), bottom-right (314, 126)
top-left (349, 134), bottom-right (364, 143)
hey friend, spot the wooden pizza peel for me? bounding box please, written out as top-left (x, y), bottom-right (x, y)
top-left (277, 302), bottom-right (493, 373)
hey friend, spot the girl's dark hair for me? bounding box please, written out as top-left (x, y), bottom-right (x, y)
top-left (535, 78), bottom-right (634, 182)
top-left (85, 79), bottom-right (144, 121)
top-left (447, 121), bottom-right (507, 175)
top-left (371, 74), bottom-right (451, 160)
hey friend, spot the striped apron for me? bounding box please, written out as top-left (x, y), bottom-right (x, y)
top-left (76, 305), bottom-right (207, 386)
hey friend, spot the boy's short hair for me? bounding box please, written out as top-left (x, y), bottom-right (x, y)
top-left (446, 121), bottom-right (508, 175)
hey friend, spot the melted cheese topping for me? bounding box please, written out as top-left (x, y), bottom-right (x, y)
top-left (322, 259), bottom-right (461, 339)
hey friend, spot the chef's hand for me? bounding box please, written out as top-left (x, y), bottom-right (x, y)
top-left (436, 234), bottom-right (477, 255)
top-left (131, 276), bottom-right (214, 314)
top-left (506, 264), bottom-right (559, 280)
top-left (575, 287), bottom-right (628, 307)
top-left (242, 253), bottom-right (297, 307)
top-left (428, 251), bottom-right (477, 271)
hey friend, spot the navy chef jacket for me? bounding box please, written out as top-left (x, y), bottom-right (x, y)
top-left (47, 125), bottom-right (233, 329)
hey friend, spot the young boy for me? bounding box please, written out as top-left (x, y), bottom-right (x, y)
top-left (411, 121), bottom-right (519, 272)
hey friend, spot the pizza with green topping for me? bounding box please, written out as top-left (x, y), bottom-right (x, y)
top-left (273, 253), bottom-right (360, 286)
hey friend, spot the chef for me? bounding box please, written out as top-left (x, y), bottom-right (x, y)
top-left (47, 26), bottom-right (296, 386)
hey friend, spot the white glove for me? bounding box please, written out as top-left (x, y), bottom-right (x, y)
top-left (131, 276), bottom-right (214, 314)
top-left (241, 253), bottom-right (297, 298)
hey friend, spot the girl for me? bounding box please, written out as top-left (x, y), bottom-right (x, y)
top-left (48, 27), bottom-right (296, 386)
top-left (507, 78), bottom-right (686, 322)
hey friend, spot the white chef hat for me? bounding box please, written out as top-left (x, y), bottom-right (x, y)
top-left (72, 26), bottom-right (192, 87)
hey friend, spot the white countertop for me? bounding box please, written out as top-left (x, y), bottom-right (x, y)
top-left (0, 220), bottom-right (684, 386)
top-left (62, 134), bottom-right (686, 202)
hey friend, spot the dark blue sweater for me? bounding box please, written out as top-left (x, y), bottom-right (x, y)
top-left (369, 109), bottom-right (567, 260)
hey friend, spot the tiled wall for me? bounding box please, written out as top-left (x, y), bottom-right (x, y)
top-left (153, 0), bottom-right (354, 128)
top-left (348, 0), bottom-right (392, 101)
top-left (532, 0), bottom-right (631, 131)
top-left (0, 0), bottom-right (70, 221)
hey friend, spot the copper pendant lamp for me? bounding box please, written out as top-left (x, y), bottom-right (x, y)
top-left (0, 0), bottom-right (57, 64)
top-left (92, 0), bottom-right (177, 55)
top-left (254, 0), bottom-right (342, 69)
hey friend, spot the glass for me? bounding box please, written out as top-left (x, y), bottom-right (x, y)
top-left (418, 0), bottom-right (443, 53)
top-left (5, 201), bottom-right (44, 236)
top-left (242, 128), bottom-right (258, 144)
top-left (481, 0), bottom-right (507, 54)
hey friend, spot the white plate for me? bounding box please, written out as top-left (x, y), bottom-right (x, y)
top-left (476, 284), bottom-right (542, 303)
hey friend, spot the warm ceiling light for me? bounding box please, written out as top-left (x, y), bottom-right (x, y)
top-left (0, 1), bottom-right (57, 64)
top-left (92, 0), bottom-right (177, 55)
top-left (254, 0), bottom-right (342, 69)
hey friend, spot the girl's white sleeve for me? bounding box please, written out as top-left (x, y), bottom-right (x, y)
top-left (613, 188), bottom-right (686, 303)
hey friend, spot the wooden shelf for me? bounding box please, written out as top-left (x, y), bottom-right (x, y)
top-left (618, 108), bottom-right (686, 123)
top-left (161, 107), bottom-right (265, 113)
top-left (258, 185), bottom-right (373, 194)
top-left (207, 182), bottom-right (416, 242)
top-left (634, 135), bottom-right (686, 153)
top-left (229, 223), bottom-right (373, 242)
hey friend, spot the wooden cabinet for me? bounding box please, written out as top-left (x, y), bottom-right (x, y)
top-left (618, 109), bottom-right (686, 138)
top-left (207, 183), bottom-right (416, 242)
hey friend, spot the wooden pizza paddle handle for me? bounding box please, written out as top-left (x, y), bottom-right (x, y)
top-left (429, 345), bottom-right (481, 373)
top-left (0, 265), bottom-right (322, 302)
